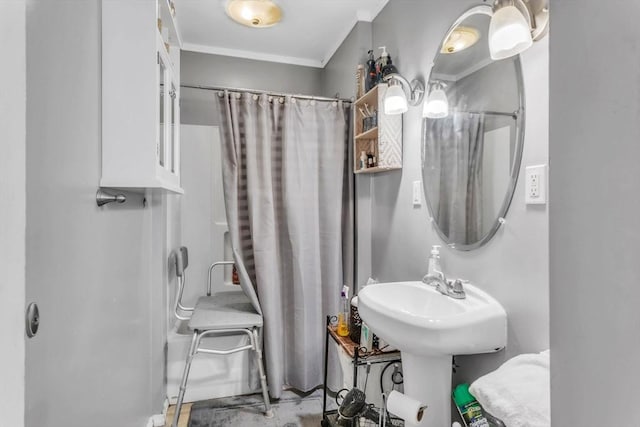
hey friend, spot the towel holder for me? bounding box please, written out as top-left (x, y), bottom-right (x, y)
top-left (96, 188), bottom-right (126, 207)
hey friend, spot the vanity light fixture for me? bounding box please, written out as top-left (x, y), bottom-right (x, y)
top-left (226, 0), bottom-right (282, 28)
top-left (489, 0), bottom-right (549, 60)
top-left (423, 82), bottom-right (449, 119)
top-left (382, 73), bottom-right (425, 116)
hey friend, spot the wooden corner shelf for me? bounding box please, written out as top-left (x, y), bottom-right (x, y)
top-left (353, 84), bottom-right (403, 174)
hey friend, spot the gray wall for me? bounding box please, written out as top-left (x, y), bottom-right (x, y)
top-left (370, 0), bottom-right (549, 380)
top-left (320, 22), bottom-right (372, 101)
top-left (455, 59), bottom-right (520, 117)
top-left (0, 1), bottom-right (26, 426)
top-left (25, 1), bottom-right (173, 426)
top-left (181, 51), bottom-right (323, 125)
top-left (549, 1), bottom-right (640, 424)
top-left (322, 0), bottom-right (549, 384)
top-left (321, 22), bottom-right (374, 289)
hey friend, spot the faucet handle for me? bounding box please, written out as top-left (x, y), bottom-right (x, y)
top-left (450, 279), bottom-right (467, 299)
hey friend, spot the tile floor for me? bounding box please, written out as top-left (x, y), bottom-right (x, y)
top-left (164, 389), bottom-right (331, 427)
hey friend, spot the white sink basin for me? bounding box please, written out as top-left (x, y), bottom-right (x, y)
top-left (358, 281), bottom-right (507, 356)
top-left (358, 281), bottom-right (507, 427)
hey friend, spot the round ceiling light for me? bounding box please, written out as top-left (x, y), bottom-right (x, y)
top-left (226, 0), bottom-right (282, 28)
top-left (441, 26), bottom-right (480, 54)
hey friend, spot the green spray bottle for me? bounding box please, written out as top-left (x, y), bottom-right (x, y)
top-left (452, 383), bottom-right (490, 427)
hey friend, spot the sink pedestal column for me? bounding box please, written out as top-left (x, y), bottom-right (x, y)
top-left (399, 352), bottom-right (452, 427)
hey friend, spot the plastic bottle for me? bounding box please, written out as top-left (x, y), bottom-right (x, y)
top-left (452, 383), bottom-right (490, 427)
top-left (376, 46), bottom-right (390, 83)
top-left (365, 50), bottom-right (377, 92)
top-left (381, 54), bottom-right (399, 79)
top-left (427, 245), bottom-right (443, 277)
top-left (360, 322), bottom-right (373, 351)
top-left (337, 285), bottom-right (350, 336)
top-left (360, 151), bottom-right (367, 170)
top-left (349, 296), bottom-right (361, 343)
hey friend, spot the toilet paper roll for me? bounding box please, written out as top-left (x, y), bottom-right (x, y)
top-left (387, 390), bottom-right (427, 424)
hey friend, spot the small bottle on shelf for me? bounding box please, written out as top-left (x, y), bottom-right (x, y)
top-left (360, 151), bottom-right (367, 170)
top-left (365, 50), bottom-right (377, 92)
top-left (376, 46), bottom-right (390, 83)
top-left (337, 286), bottom-right (350, 337)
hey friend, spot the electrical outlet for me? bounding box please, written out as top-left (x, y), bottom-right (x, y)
top-left (413, 180), bottom-right (422, 206)
top-left (525, 164), bottom-right (547, 204)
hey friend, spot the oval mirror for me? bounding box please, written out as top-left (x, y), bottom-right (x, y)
top-left (421, 5), bottom-right (525, 250)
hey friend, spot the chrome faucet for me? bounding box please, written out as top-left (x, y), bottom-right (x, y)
top-left (422, 271), bottom-right (466, 299)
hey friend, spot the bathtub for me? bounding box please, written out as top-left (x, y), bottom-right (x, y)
top-left (166, 318), bottom-right (260, 404)
top-left (169, 125), bottom-right (260, 403)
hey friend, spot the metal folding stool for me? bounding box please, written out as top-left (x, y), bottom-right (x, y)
top-left (170, 247), bottom-right (273, 427)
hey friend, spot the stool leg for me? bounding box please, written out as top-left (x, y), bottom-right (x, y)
top-left (173, 330), bottom-right (199, 427)
top-left (252, 327), bottom-right (273, 418)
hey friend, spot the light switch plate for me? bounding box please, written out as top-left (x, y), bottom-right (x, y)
top-left (525, 164), bottom-right (547, 204)
top-left (413, 180), bottom-right (422, 206)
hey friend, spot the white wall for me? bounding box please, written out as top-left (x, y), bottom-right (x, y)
top-left (323, 1), bottom-right (549, 384)
top-left (178, 126), bottom-right (229, 304)
top-left (550, 2), bottom-right (640, 424)
top-left (0, 1), bottom-right (26, 426)
top-left (24, 1), bottom-right (173, 425)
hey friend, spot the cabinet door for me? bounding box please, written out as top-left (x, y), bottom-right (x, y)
top-left (158, 54), bottom-right (167, 168)
top-left (169, 79), bottom-right (179, 175)
top-left (157, 46), bottom-right (179, 179)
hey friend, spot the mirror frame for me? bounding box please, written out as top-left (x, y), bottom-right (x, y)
top-left (422, 4), bottom-right (526, 251)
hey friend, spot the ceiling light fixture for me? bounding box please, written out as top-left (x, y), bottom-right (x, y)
top-left (382, 73), bottom-right (425, 116)
top-left (226, 0), bottom-right (282, 28)
top-left (489, 0), bottom-right (549, 60)
top-left (441, 26), bottom-right (480, 54)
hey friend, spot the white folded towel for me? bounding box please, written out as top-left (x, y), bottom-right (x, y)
top-left (469, 350), bottom-right (550, 427)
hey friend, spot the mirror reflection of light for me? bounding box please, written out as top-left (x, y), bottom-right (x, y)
top-left (423, 87), bottom-right (449, 118)
top-left (441, 26), bottom-right (480, 54)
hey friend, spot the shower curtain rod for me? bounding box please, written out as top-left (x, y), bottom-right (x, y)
top-left (460, 109), bottom-right (521, 118)
top-left (181, 84), bottom-right (353, 103)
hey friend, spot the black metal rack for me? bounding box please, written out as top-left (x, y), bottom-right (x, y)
top-left (321, 315), bottom-right (402, 426)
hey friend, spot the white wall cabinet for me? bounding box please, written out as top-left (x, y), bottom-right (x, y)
top-left (101, 0), bottom-right (183, 193)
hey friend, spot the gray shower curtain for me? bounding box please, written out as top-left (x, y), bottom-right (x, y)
top-left (217, 91), bottom-right (352, 397)
top-left (423, 112), bottom-right (485, 244)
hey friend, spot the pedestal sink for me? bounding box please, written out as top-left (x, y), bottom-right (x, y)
top-left (358, 281), bottom-right (507, 427)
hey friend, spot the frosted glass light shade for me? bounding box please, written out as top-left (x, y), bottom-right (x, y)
top-left (441, 26), bottom-right (480, 54)
top-left (423, 88), bottom-right (448, 118)
top-left (384, 84), bottom-right (408, 115)
top-left (489, 4), bottom-right (532, 60)
top-left (226, 0), bottom-right (282, 28)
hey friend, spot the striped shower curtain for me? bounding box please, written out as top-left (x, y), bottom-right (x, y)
top-left (217, 91), bottom-right (352, 397)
